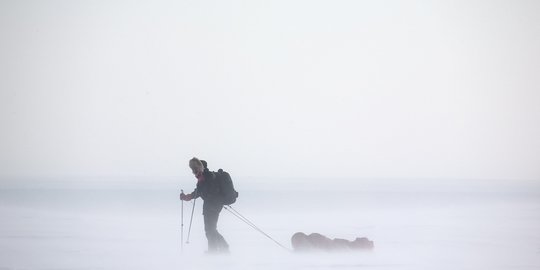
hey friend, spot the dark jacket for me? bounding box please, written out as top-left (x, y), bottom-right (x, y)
top-left (189, 168), bottom-right (223, 215)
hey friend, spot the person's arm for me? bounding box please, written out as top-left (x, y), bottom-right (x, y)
top-left (190, 188), bottom-right (200, 199)
top-left (180, 188), bottom-right (198, 201)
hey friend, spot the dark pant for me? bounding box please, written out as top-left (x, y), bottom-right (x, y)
top-left (204, 209), bottom-right (229, 253)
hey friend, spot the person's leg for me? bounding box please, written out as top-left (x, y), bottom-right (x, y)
top-left (204, 212), bottom-right (219, 252)
top-left (214, 212), bottom-right (229, 252)
top-left (204, 211), bottom-right (229, 253)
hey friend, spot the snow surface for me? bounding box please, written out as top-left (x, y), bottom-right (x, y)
top-left (0, 178), bottom-right (539, 270)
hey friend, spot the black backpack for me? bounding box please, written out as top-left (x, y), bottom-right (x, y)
top-left (216, 169), bottom-right (238, 205)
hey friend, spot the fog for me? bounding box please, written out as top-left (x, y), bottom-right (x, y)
top-left (1, 0), bottom-right (540, 269)
top-left (1, 0), bottom-right (539, 180)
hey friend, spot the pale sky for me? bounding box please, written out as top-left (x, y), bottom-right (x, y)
top-left (1, 0), bottom-right (539, 181)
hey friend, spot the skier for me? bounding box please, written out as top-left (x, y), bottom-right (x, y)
top-left (180, 157), bottom-right (229, 253)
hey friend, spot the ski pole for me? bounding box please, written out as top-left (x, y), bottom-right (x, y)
top-left (186, 197), bottom-right (196, 244)
top-left (181, 189), bottom-right (184, 252)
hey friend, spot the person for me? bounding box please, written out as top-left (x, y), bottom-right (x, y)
top-left (180, 157), bottom-right (229, 253)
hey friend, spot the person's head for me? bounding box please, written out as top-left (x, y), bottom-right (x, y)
top-left (200, 160), bottom-right (208, 169)
top-left (189, 157), bottom-right (204, 175)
